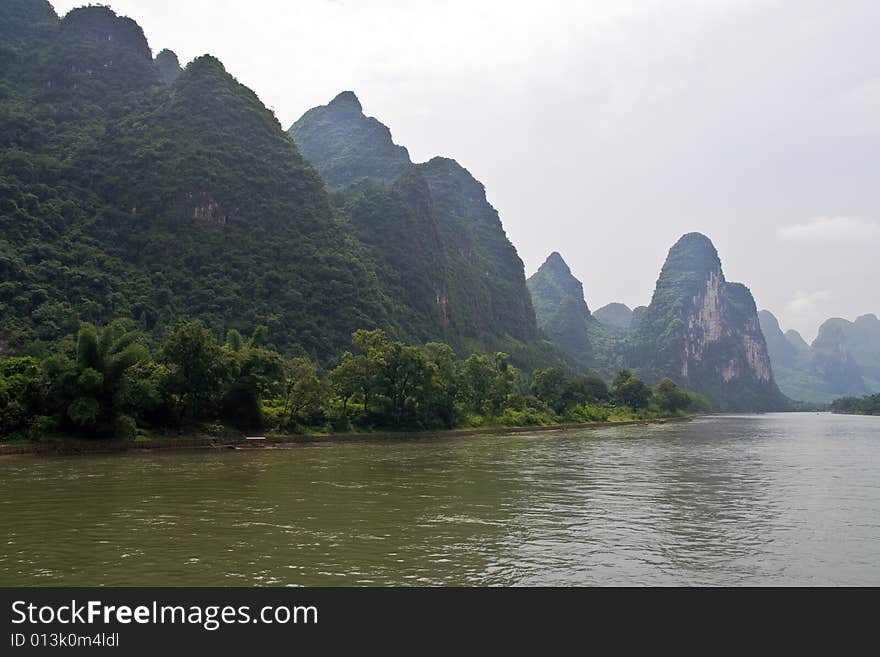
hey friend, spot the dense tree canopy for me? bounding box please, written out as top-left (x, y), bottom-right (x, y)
top-left (831, 394), bottom-right (880, 416)
top-left (0, 320), bottom-right (708, 442)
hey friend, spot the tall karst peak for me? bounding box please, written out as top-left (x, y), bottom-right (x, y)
top-left (632, 233), bottom-right (787, 411)
top-left (290, 90), bottom-right (411, 186)
top-left (0, 0), bottom-right (58, 44)
top-left (290, 92), bottom-right (547, 363)
top-left (0, 0), bottom-right (58, 85)
top-left (544, 251), bottom-right (571, 273)
top-left (530, 252), bottom-right (588, 314)
top-left (660, 232), bottom-right (723, 278)
top-left (48, 5), bottom-right (160, 97)
top-left (528, 253), bottom-right (614, 376)
top-left (60, 5), bottom-right (151, 58)
top-left (329, 90), bottom-right (363, 111)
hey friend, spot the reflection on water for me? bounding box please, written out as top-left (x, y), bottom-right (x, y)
top-left (1, 413), bottom-right (878, 585)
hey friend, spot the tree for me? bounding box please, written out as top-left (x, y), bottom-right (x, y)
top-left (0, 356), bottom-right (44, 439)
top-left (63, 319), bottom-right (152, 436)
top-left (611, 370), bottom-right (652, 409)
top-left (222, 336), bottom-right (285, 429)
top-left (421, 342), bottom-right (460, 428)
top-left (283, 357), bottom-right (327, 428)
top-left (160, 319), bottom-right (232, 423)
top-left (379, 342), bottom-right (430, 427)
top-left (654, 378), bottom-right (690, 414)
top-left (531, 367), bottom-right (569, 414)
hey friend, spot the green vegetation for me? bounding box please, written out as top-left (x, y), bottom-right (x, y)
top-left (760, 309), bottom-right (879, 403)
top-left (0, 320), bottom-right (706, 442)
top-left (0, 5), bottom-right (398, 360)
top-left (1, 4), bottom-right (554, 375)
top-left (526, 252), bottom-right (617, 378)
top-left (291, 93), bottom-right (551, 367)
top-left (830, 394), bottom-right (880, 416)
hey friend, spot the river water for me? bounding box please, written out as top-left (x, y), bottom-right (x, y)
top-left (1, 413), bottom-right (878, 586)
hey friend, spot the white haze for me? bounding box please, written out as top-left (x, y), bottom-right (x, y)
top-left (49, 0), bottom-right (880, 342)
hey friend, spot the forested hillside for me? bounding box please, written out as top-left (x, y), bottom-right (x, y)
top-left (291, 92), bottom-right (553, 368)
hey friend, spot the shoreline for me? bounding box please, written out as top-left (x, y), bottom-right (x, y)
top-left (0, 416), bottom-right (696, 458)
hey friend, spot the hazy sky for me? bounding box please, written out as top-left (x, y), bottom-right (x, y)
top-left (50, 0), bottom-right (879, 341)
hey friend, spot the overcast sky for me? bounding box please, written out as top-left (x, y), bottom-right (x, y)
top-left (51, 0), bottom-right (879, 341)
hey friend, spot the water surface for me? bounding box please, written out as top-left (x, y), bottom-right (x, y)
top-left (1, 413), bottom-right (878, 585)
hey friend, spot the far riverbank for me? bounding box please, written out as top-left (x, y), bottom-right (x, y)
top-left (0, 416), bottom-right (696, 457)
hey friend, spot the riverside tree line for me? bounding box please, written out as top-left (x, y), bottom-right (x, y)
top-left (830, 394), bottom-right (880, 416)
top-left (0, 319), bottom-right (709, 441)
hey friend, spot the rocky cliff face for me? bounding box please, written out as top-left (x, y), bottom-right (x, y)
top-left (632, 233), bottom-right (787, 411)
top-left (290, 93), bottom-right (547, 362)
top-left (527, 253), bottom-right (613, 375)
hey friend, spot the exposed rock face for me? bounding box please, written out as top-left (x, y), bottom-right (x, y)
top-left (632, 233), bottom-right (787, 411)
top-left (290, 92), bottom-right (546, 360)
top-left (527, 253), bottom-right (613, 375)
top-left (290, 91), bottom-right (411, 187)
top-left (594, 303), bottom-right (634, 336)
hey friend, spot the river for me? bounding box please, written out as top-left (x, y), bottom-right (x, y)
top-left (1, 413), bottom-right (878, 585)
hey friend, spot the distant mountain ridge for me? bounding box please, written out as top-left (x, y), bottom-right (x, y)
top-left (525, 235), bottom-right (786, 411)
top-left (759, 310), bottom-right (880, 402)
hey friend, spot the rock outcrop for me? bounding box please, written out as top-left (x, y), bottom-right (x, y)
top-left (631, 233), bottom-right (787, 411)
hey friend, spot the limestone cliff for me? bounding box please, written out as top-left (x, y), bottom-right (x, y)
top-left (631, 233), bottom-right (787, 411)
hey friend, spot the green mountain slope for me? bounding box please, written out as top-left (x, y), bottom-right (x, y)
top-left (1, 3), bottom-right (391, 358)
top-left (290, 92), bottom-right (553, 366)
top-left (527, 252), bottom-right (615, 376)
